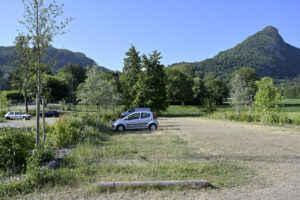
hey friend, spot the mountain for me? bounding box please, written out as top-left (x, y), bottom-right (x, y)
top-left (170, 26), bottom-right (300, 79)
top-left (0, 46), bottom-right (109, 89)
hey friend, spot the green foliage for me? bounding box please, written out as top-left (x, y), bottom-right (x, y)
top-left (56, 63), bottom-right (86, 103)
top-left (0, 128), bottom-right (35, 172)
top-left (133, 51), bottom-right (168, 113)
top-left (204, 75), bottom-right (228, 104)
top-left (0, 91), bottom-right (9, 109)
top-left (42, 75), bottom-right (69, 102)
top-left (229, 74), bottom-right (250, 114)
top-left (203, 98), bottom-right (216, 113)
top-left (193, 77), bottom-right (207, 105)
top-left (165, 68), bottom-right (193, 105)
top-left (77, 66), bottom-right (118, 127)
top-left (120, 45), bottom-right (142, 107)
top-left (48, 116), bottom-right (85, 147)
top-left (254, 77), bottom-right (280, 113)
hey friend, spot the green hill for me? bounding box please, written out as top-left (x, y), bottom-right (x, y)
top-left (170, 26), bottom-right (300, 79)
top-left (0, 46), bottom-right (109, 89)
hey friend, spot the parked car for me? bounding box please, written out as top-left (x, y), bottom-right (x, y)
top-left (5, 111), bottom-right (32, 120)
top-left (113, 111), bottom-right (158, 131)
top-left (121, 108), bottom-right (151, 118)
top-left (40, 110), bottom-right (60, 117)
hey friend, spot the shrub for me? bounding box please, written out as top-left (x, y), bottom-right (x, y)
top-left (49, 116), bottom-right (85, 147)
top-left (0, 128), bottom-right (35, 172)
top-left (203, 98), bottom-right (216, 113)
top-left (293, 116), bottom-right (300, 125)
top-left (102, 111), bottom-right (120, 122)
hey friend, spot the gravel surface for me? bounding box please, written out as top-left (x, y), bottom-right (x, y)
top-left (0, 118), bottom-right (58, 128)
top-left (13, 117), bottom-right (300, 200)
top-left (95, 118), bottom-right (300, 200)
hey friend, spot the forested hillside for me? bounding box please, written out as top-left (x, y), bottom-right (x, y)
top-left (170, 26), bottom-right (300, 79)
top-left (0, 46), bottom-right (108, 89)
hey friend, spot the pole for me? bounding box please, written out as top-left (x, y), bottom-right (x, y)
top-left (42, 97), bottom-right (45, 142)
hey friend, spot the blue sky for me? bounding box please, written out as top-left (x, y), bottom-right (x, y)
top-left (1, 0), bottom-right (300, 70)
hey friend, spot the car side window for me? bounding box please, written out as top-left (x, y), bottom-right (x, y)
top-left (141, 113), bottom-right (150, 119)
top-left (127, 113), bottom-right (140, 120)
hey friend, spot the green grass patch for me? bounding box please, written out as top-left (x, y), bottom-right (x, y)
top-left (0, 130), bottom-right (255, 197)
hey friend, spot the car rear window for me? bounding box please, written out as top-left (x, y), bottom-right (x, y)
top-left (141, 113), bottom-right (150, 119)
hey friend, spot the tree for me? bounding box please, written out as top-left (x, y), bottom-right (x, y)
top-left (204, 75), bottom-right (228, 105)
top-left (77, 66), bottom-right (118, 127)
top-left (43, 75), bottom-right (69, 102)
top-left (120, 45), bottom-right (141, 107)
top-left (165, 68), bottom-right (193, 105)
top-left (229, 74), bottom-right (250, 114)
top-left (133, 51), bottom-right (168, 113)
top-left (253, 77), bottom-right (280, 113)
top-left (193, 77), bottom-right (207, 105)
top-left (20, 0), bottom-right (72, 146)
top-left (56, 63), bottom-right (86, 103)
top-left (12, 35), bottom-right (33, 113)
top-left (231, 67), bottom-right (259, 107)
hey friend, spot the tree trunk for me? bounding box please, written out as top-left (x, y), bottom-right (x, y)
top-left (42, 97), bottom-right (45, 142)
top-left (36, 94), bottom-right (40, 146)
top-left (24, 93), bottom-right (28, 114)
top-left (97, 105), bottom-right (101, 128)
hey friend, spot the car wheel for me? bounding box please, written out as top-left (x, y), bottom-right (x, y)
top-left (117, 125), bottom-right (125, 132)
top-left (6, 117), bottom-right (10, 120)
top-left (149, 124), bottom-right (157, 131)
top-left (26, 117), bottom-right (30, 120)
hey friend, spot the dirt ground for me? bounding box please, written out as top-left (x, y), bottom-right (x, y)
top-left (93, 117), bottom-right (300, 200)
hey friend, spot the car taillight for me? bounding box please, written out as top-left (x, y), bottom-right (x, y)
top-left (153, 113), bottom-right (156, 120)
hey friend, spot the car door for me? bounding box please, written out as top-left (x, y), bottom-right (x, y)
top-left (140, 112), bottom-right (151, 129)
top-left (124, 112), bottom-right (141, 129)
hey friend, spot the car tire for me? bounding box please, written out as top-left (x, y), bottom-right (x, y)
top-left (26, 117), bottom-right (30, 120)
top-left (6, 117), bottom-right (10, 120)
top-left (149, 124), bottom-right (157, 131)
top-left (117, 125), bottom-right (125, 132)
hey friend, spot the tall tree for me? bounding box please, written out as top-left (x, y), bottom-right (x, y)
top-left (56, 63), bottom-right (86, 103)
top-left (20, 0), bottom-right (72, 146)
top-left (229, 74), bottom-right (250, 114)
top-left (120, 45), bottom-right (141, 107)
top-left (133, 51), bottom-right (168, 113)
top-left (204, 75), bottom-right (228, 105)
top-left (77, 66), bottom-right (118, 128)
top-left (12, 35), bottom-right (33, 113)
top-left (165, 68), bottom-right (193, 105)
top-left (231, 67), bottom-right (259, 107)
top-left (193, 77), bottom-right (207, 105)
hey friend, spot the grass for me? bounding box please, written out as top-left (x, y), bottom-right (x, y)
top-left (1, 129), bottom-right (254, 198)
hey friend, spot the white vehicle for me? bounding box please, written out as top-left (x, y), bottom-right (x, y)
top-left (5, 111), bottom-right (32, 120)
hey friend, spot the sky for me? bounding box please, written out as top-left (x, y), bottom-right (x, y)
top-left (1, 0), bottom-right (300, 71)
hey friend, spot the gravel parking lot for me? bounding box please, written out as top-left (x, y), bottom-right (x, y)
top-left (0, 117), bottom-right (58, 129)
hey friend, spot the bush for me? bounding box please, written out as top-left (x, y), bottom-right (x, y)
top-left (203, 98), bottom-right (216, 113)
top-left (294, 116), bottom-right (300, 125)
top-left (102, 111), bottom-right (120, 122)
top-left (48, 116), bottom-right (85, 147)
top-left (0, 128), bottom-right (35, 172)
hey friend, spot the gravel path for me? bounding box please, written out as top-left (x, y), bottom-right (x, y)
top-left (100, 118), bottom-right (300, 200)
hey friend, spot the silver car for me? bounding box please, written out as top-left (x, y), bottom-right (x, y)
top-left (113, 111), bottom-right (158, 131)
top-left (121, 108), bottom-right (151, 118)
